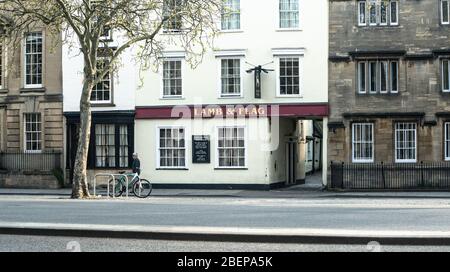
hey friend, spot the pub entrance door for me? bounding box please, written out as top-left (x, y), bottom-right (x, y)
top-left (285, 138), bottom-right (298, 185)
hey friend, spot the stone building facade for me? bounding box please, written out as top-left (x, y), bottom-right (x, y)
top-left (0, 28), bottom-right (64, 188)
top-left (328, 0), bottom-right (450, 170)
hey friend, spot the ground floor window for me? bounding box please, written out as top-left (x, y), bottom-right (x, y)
top-left (95, 124), bottom-right (115, 167)
top-left (95, 124), bottom-right (129, 168)
top-left (395, 123), bottom-right (417, 163)
top-left (445, 122), bottom-right (450, 161)
top-left (352, 123), bottom-right (374, 163)
top-left (24, 113), bottom-right (42, 152)
top-left (65, 114), bottom-right (134, 174)
top-left (157, 127), bottom-right (186, 168)
top-left (217, 127), bottom-right (245, 168)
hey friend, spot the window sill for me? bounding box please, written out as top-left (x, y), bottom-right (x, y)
top-left (395, 161), bottom-right (417, 164)
top-left (160, 96), bottom-right (185, 100)
top-left (215, 167), bottom-right (248, 170)
top-left (218, 95), bottom-right (243, 99)
top-left (276, 95), bottom-right (303, 98)
top-left (162, 30), bottom-right (184, 35)
top-left (358, 25), bottom-right (400, 28)
top-left (356, 92), bottom-right (400, 96)
top-left (219, 30), bottom-right (244, 34)
top-left (91, 103), bottom-right (116, 107)
top-left (275, 28), bottom-right (302, 32)
top-left (20, 87), bottom-right (46, 93)
top-left (0, 89), bottom-right (8, 94)
top-left (156, 168), bottom-right (189, 171)
top-left (352, 161), bottom-right (375, 164)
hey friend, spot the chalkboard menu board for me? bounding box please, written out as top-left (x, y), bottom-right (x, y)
top-left (192, 135), bottom-right (210, 164)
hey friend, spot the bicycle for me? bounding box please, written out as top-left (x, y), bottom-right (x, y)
top-left (108, 171), bottom-right (152, 198)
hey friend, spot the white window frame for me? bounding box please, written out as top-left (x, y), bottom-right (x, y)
top-left (395, 122), bottom-right (417, 163)
top-left (352, 123), bottom-right (374, 163)
top-left (442, 59), bottom-right (450, 93)
top-left (160, 57), bottom-right (184, 99)
top-left (215, 126), bottom-right (247, 169)
top-left (358, 0), bottom-right (399, 27)
top-left (221, 0), bottom-right (241, 31)
top-left (368, 1), bottom-right (377, 26)
top-left (216, 54), bottom-right (245, 98)
top-left (273, 49), bottom-right (304, 97)
top-left (445, 122), bottom-right (450, 161)
top-left (390, 60), bottom-right (399, 93)
top-left (442, 0), bottom-right (450, 25)
top-left (277, 0), bottom-right (300, 30)
top-left (379, 1), bottom-right (388, 26)
top-left (24, 113), bottom-right (42, 153)
top-left (358, 1), bottom-right (367, 26)
top-left (156, 126), bottom-right (188, 169)
top-left (368, 61), bottom-right (377, 93)
top-left (163, 0), bottom-right (184, 33)
top-left (379, 60), bottom-right (389, 93)
top-left (0, 41), bottom-right (3, 90)
top-left (358, 62), bottom-right (367, 94)
top-left (91, 57), bottom-right (112, 104)
top-left (23, 32), bottom-right (44, 89)
top-left (390, 1), bottom-right (399, 25)
top-left (359, 60), bottom-right (399, 94)
top-left (100, 26), bottom-right (113, 41)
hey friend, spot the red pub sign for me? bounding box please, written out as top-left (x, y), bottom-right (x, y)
top-left (135, 103), bottom-right (328, 120)
top-left (193, 105), bottom-right (268, 118)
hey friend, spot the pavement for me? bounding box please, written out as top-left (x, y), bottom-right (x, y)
top-left (3, 187), bottom-right (450, 199)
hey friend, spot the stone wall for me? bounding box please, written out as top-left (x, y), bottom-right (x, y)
top-left (329, 0), bottom-right (450, 54)
top-left (328, 118), bottom-right (445, 163)
top-left (0, 29), bottom-right (64, 189)
top-left (0, 171), bottom-right (61, 189)
top-left (328, 0), bottom-right (450, 166)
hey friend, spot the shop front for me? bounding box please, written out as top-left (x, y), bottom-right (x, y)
top-left (135, 103), bottom-right (328, 189)
top-left (64, 111), bottom-right (135, 183)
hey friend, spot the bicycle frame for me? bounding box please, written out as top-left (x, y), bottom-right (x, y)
top-left (117, 173), bottom-right (140, 190)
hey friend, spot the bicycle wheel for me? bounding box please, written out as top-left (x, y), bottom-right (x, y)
top-left (108, 178), bottom-right (124, 197)
top-left (133, 179), bottom-right (152, 198)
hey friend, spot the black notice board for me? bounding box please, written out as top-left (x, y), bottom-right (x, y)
top-left (192, 135), bottom-right (210, 164)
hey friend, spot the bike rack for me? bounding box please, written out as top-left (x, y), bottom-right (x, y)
top-left (93, 173), bottom-right (130, 198)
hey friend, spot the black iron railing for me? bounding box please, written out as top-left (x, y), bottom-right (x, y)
top-left (0, 152), bottom-right (62, 172)
top-left (330, 161), bottom-right (450, 190)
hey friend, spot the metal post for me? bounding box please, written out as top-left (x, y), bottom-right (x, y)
top-left (420, 161), bottom-right (424, 188)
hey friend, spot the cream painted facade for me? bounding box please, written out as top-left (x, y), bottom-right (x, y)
top-left (137, 118), bottom-right (289, 187)
top-left (135, 0), bottom-right (329, 188)
top-left (136, 0), bottom-right (328, 107)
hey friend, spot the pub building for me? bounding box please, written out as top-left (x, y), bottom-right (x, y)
top-left (134, 0), bottom-right (329, 189)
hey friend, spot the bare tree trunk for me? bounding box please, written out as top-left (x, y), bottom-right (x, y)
top-left (71, 79), bottom-right (94, 199)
